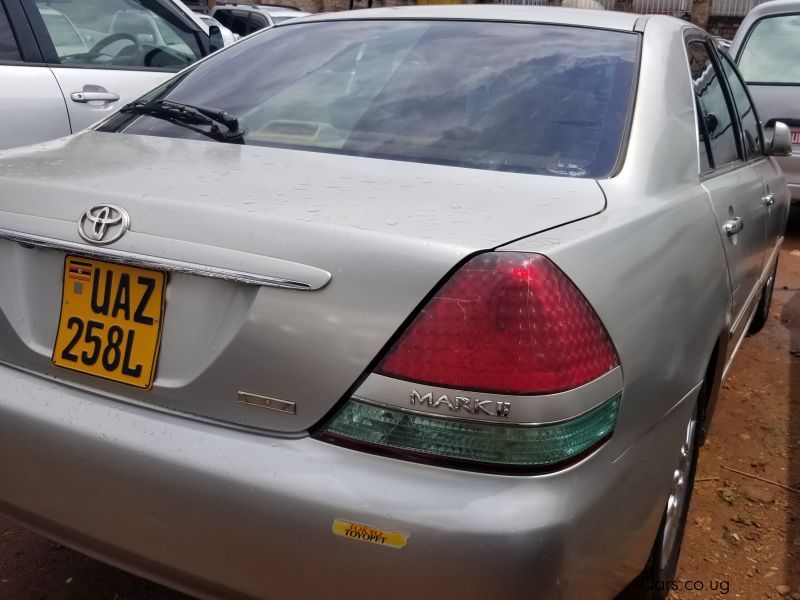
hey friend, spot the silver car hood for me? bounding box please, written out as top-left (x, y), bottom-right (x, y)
top-left (0, 132), bottom-right (605, 433)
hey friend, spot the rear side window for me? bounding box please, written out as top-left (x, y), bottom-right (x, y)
top-left (720, 54), bottom-right (764, 159)
top-left (688, 41), bottom-right (740, 169)
top-left (112, 20), bottom-right (639, 178)
top-left (249, 13), bottom-right (270, 32)
top-left (738, 15), bottom-right (800, 84)
top-left (213, 10), bottom-right (231, 27)
top-left (0, 3), bottom-right (21, 61)
top-left (228, 11), bottom-right (250, 37)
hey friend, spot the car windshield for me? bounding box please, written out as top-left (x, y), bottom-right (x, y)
top-left (108, 20), bottom-right (639, 178)
top-left (738, 14), bottom-right (800, 84)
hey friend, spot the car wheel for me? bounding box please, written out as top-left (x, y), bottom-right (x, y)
top-left (619, 398), bottom-right (700, 599)
top-left (749, 258), bottom-right (778, 335)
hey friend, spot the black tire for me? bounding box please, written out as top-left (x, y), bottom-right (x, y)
top-left (618, 397), bottom-right (701, 600)
top-left (749, 258), bottom-right (778, 335)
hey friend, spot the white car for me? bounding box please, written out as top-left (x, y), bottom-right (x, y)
top-left (0, 0), bottom-right (229, 151)
top-left (210, 3), bottom-right (310, 37)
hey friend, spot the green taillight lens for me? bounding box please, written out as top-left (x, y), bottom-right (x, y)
top-left (317, 394), bottom-right (621, 472)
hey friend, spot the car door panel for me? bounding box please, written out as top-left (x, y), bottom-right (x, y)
top-left (0, 1), bottom-right (70, 149)
top-left (48, 68), bottom-right (172, 132)
top-left (717, 53), bottom-right (788, 275)
top-left (18, 0), bottom-right (204, 134)
top-left (0, 65), bottom-right (71, 149)
top-left (687, 38), bottom-right (767, 363)
top-left (702, 168), bottom-right (767, 336)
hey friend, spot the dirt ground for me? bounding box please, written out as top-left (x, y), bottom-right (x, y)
top-left (1, 208), bottom-right (799, 600)
top-left (675, 205), bottom-right (800, 600)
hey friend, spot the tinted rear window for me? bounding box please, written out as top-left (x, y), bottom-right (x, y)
top-left (738, 14), bottom-right (800, 84)
top-left (111, 20), bottom-right (639, 178)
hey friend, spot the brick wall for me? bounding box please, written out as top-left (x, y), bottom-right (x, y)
top-left (706, 15), bottom-right (742, 39)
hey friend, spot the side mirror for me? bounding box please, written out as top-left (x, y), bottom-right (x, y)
top-left (208, 25), bottom-right (224, 53)
top-left (765, 121), bottom-right (793, 157)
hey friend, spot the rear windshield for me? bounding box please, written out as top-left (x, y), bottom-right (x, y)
top-left (738, 14), bottom-right (800, 84)
top-left (107, 20), bottom-right (639, 178)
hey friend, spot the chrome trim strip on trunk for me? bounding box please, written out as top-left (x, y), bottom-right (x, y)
top-left (353, 368), bottom-right (624, 426)
top-left (0, 228), bottom-right (330, 290)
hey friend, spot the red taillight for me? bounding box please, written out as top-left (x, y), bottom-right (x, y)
top-left (376, 252), bottom-right (618, 395)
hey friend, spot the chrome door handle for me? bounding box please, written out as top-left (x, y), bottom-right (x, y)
top-left (70, 91), bottom-right (120, 103)
top-left (762, 192), bottom-right (775, 206)
top-left (723, 217), bottom-right (744, 236)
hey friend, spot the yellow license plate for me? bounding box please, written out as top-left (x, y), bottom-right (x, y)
top-left (52, 256), bottom-right (167, 389)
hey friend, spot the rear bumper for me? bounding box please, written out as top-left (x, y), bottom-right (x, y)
top-left (0, 363), bottom-right (696, 600)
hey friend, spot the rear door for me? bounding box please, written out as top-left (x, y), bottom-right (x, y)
top-left (20, 0), bottom-right (207, 133)
top-left (687, 38), bottom-right (766, 351)
top-left (719, 52), bottom-right (788, 262)
top-left (0, 0), bottom-right (70, 149)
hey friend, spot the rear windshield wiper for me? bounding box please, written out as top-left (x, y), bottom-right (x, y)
top-left (120, 99), bottom-right (246, 144)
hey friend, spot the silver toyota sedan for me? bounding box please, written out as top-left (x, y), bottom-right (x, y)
top-left (0, 7), bottom-right (792, 599)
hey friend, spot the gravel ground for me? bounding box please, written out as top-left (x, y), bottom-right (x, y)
top-left (2, 208), bottom-right (799, 600)
top-left (675, 206), bottom-right (800, 600)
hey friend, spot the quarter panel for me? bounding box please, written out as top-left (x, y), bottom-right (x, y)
top-left (503, 186), bottom-right (728, 460)
top-left (502, 17), bottom-right (731, 458)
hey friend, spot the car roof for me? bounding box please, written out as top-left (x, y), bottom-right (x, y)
top-left (266, 8), bottom-right (310, 16)
top-left (214, 4), bottom-right (266, 12)
top-left (294, 5), bottom-right (642, 31)
top-left (253, 6), bottom-right (308, 16)
top-left (256, 3), bottom-right (303, 9)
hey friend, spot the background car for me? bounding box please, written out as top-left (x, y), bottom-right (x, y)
top-left (0, 0), bottom-right (229, 151)
top-left (209, 2), bottom-right (309, 37)
top-left (262, 4), bottom-right (311, 24)
top-left (730, 0), bottom-right (800, 203)
top-left (0, 7), bottom-right (792, 599)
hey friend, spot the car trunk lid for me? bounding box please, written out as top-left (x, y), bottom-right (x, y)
top-left (0, 132), bottom-right (606, 432)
